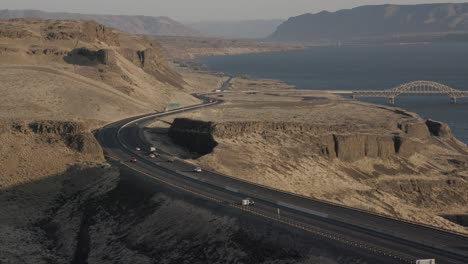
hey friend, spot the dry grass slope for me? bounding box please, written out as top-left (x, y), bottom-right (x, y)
top-left (149, 91), bottom-right (468, 233)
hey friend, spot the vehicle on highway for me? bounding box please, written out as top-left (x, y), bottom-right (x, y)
top-left (149, 146), bottom-right (156, 152)
top-left (130, 157), bottom-right (137, 163)
top-left (194, 167), bottom-right (202, 173)
top-left (135, 147), bottom-right (141, 151)
top-left (149, 153), bottom-right (157, 158)
top-left (242, 198), bottom-right (255, 206)
top-left (416, 260), bottom-right (436, 264)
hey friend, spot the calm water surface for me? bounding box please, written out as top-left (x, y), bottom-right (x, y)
top-left (197, 43), bottom-right (468, 143)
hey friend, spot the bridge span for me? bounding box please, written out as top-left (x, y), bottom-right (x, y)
top-left (352, 81), bottom-right (468, 104)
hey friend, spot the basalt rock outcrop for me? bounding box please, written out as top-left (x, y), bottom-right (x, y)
top-left (169, 118), bottom-right (218, 155)
top-left (169, 118), bottom-right (450, 162)
top-left (43, 20), bottom-right (119, 46)
top-left (10, 120), bottom-right (103, 156)
top-left (426, 119), bottom-right (452, 137)
top-left (120, 47), bottom-right (185, 88)
top-left (0, 19), bottom-right (119, 46)
top-left (64, 48), bottom-right (117, 66)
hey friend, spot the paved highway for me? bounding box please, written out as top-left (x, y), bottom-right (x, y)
top-left (96, 95), bottom-right (468, 264)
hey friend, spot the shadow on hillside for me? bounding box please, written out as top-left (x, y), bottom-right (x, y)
top-left (63, 48), bottom-right (106, 66)
top-left (0, 160), bottom-right (395, 264)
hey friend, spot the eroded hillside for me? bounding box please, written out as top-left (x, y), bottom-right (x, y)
top-left (0, 19), bottom-right (198, 125)
top-left (147, 91), bottom-right (468, 233)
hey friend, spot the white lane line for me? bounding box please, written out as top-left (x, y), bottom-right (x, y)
top-left (225, 186), bottom-right (238, 193)
top-left (176, 170), bottom-right (201, 181)
top-left (277, 201), bottom-right (329, 218)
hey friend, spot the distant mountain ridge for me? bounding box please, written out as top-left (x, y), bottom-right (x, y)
top-left (268, 3), bottom-right (468, 42)
top-left (188, 19), bottom-right (284, 39)
top-left (0, 9), bottom-right (202, 37)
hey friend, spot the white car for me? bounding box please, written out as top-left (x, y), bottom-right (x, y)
top-left (149, 153), bottom-right (156, 158)
top-left (135, 147), bottom-right (141, 151)
top-left (194, 167), bottom-right (202, 173)
top-left (242, 198), bottom-right (255, 206)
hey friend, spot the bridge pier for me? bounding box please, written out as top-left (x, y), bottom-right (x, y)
top-left (450, 97), bottom-right (457, 104)
top-left (388, 97), bottom-right (395, 105)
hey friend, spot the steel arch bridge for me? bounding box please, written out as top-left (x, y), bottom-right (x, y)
top-left (352, 81), bottom-right (468, 104)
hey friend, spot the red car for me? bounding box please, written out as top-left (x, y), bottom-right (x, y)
top-left (130, 157), bottom-right (137, 163)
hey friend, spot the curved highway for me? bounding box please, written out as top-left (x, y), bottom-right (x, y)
top-left (96, 95), bottom-right (468, 264)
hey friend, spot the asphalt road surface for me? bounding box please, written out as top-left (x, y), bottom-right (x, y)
top-left (96, 95), bottom-right (468, 264)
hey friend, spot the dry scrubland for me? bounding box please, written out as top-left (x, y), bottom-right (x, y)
top-left (149, 91), bottom-right (468, 233)
top-left (1, 17), bottom-right (467, 263)
top-left (0, 17), bottom-right (207, 189)
top-left (0, 18), bottom-right (355, 264)
top-left (0, 19), bottom-right (199, 126)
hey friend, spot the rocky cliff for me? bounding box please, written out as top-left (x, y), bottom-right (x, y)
top-left (0, 119), bottom-right (104, 188)
top-left (0, 18), bottom-right (195, 121)
top-left (8, 120), bottom-right (103, 158)
top-left (169, 118), bottom-right (218, 155)
top-left (0, 9), bottom-right (202, 37)
top-left (169, 118), bottom-right (437, 162)
top-left (120, 46), bottom-right (185, 88)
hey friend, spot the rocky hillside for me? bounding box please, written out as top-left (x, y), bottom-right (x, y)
top-left (269, 3), bottom-right (468, 43)
top-left (0, 120), bottom-right (104, 188)
top-left (0, 18), bottom-right (198, 124)
top-left (0, 9), bottom-right (202, 37)
top-left (151, 92), bottom-right (468, 233)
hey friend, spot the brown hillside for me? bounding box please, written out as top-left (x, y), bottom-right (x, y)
top-left (0, 19), bottom-right (197, 125)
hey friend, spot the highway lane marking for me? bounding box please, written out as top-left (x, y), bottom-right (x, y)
top-left (175, 170), bottom-right (201, 181)
top-left (277, 201), bottom-right (329, 218)
top-left (225, 186), bottom-right (238, 193)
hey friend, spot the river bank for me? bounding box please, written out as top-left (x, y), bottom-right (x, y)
top-left (195, 44), bottom-right (468, 144)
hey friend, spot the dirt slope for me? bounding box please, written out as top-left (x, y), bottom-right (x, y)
top-left (0, 19), bottom-right (199, 126)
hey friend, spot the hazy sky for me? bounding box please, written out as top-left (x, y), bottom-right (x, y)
top-left (2, 0), bottom-right (468, 21)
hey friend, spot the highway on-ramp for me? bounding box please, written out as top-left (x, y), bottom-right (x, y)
top-left (96, 96), bottom-right (468, 264)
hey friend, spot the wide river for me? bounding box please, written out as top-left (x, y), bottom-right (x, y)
top-left (196, 43), bottom-right (468, 143)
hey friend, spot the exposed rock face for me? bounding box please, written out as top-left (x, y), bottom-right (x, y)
top-left (169, 118), bottom-right (443, 162)
top-left (399, 121), bottom-right (431, 139)
top-left (0, 19), bottom-right (119, 46)
top-left (426, 119), bottom-right (452, 137)
top-left (43, 20), bottom-right (119, 46)
top-left (64, 48), bottom-right (117, 66)
top-left (0, 23), bottom-right (33, 38)
top-left (120, 47), bottom-right (185, 88)
top-left (11, 120), bottom-right (103, 155)
top-left (169, 118), bottom-right (218, 155)
top-left (0, 9), bottom-right (202, 37)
